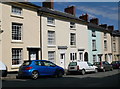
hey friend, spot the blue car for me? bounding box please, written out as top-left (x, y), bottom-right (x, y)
top-left (17, 60), bottom-right (64, 79)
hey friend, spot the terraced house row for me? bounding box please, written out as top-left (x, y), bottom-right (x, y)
top-left (0, 1), bottom-right (120, 72)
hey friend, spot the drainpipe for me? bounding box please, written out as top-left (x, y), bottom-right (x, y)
top-left (40, 12), bottom-right (43, 60)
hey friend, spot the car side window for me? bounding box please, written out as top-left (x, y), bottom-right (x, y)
top-left (87, 62), bottom-right (93, 66)
top-left (43, 61), bottom-right (56, 67)
top-left (35, 61), bottom-right (42, 66)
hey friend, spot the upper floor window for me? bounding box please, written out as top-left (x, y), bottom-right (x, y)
top-left (113, 43), bottom-right (116, 52)
top-left (92, 40), bottom-right (96, 51)
top-left (70, 22), bottom-right (76, 29)
top-left (12, 23), bottom-right (22, 41)
top-left (92, 31), bottom-right (96, 37)
top-left (12, 48), bottom-right (22, 65)
top-left (104, 40), bottom-right (107, 51)
top-left (48, 31), bottom-right (55, 45)
top-left (12, 6), bottom-right (22, 15)
top-left (104, 33), bottom-right (107, 38)
top-left (70, 33), bottom-right (76, 45)
top-left (47, 17), bottom-right (55, 25)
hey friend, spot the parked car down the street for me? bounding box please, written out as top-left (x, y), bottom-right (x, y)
top-left (17, 60), bottom-right (65, 79)
top-left (68, 61), bottom-right (98, 75)
top-left (111, 61), bottom-right (120, 69)
top-left (93, 61), bottom-right (113, 72)
top-left (0, 61), bottom-right (7, 77)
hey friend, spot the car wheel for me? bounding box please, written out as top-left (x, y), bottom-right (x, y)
top-left (57, 71), bottom-right (63, 78)
top-left (31, 71), bottom-right (39, 80)
top-left (95, 69), bottom-right (98, 73)
top-left (110, 68), bottom-right (113, 71)
top-left (103, 68), bottom-right (106, 72)
top-left (81, 69), bottom-right (85, 75)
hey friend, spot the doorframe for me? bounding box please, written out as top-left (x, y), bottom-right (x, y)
top-left (27, 47), bottom-right (40, 60)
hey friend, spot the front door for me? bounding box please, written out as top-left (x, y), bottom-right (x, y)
top-left (60, 53), bottom-right (65, 69)
top-left (29, 49), bottom-right (39, 60)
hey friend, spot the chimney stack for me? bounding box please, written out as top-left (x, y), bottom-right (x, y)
top-left (64, 6), bottom-right (76, 15)
top-left (99, 24), bottom-right (107, 28)
top-left (43, 0), bottom-right (54, 9)
top-left (90, 18), bottom-right (99, 25)
top-left (108, 25), bottom-right (114, 31)
top-left (79, 13), bottom-right (88, 22)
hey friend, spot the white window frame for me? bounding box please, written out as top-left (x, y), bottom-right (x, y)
top-left (104, 33), bottom-right (107, 38)
top-left (70, 22), bottom-right (76, 29)
top-left (12, 23), bottom-right (23, 41)
top-left (70, 33), bottom-right (76, 46)
top-left (93, 55), bottom-right (96, 63)
top-left (113, 43), bottom-right (116, 52)
top-left (70, 53), bottom-right (77, 61)
top-left (12, 48), bottom-right (23, 66)
top-left (92, 40), bottom-right (96, 51)
top-left (47, 17), bottom-right (55, 26)
top-left (48, 51), bottom-right (55, 63)
top-left (104, 40), bottom-right (107, 51)
top-left (92, 31), bottom-right (96, 37)
top-left (48, 31), bottom-right (55, 45)
top-left (12, 6), bottom-right (22, 15)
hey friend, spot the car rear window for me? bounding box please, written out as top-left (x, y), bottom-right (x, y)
top-left (22, 61), bottom-right (31, 66)
top-left (69, 62), bottom-right (77, 66)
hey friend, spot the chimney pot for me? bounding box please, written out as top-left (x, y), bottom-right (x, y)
top-left (108, 25), bottom-right (114, 31)
top-left (99, 24), bottom-right (107, 28)
top-left (43, 0), bottom-right (54, 9)
top-left (90, 18), bottom-right (99, 25)
top-left (64, 6), bottom-right (76, 15)
top-left (79, 13), bottom-right (88, 22)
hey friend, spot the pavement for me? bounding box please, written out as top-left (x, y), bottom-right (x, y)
top-left (1, 72), bottom-right (18, 79)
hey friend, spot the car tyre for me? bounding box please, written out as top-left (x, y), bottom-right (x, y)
top-left (95, 68), bottom-right (98, 73)
top-left (103, 68), bottom-right (106, 72)
top-left (31, 71), bottom-right (39, 80)
top-left (110, 68), bottom-right (113, 71)
top-left (81, 69), bottom-right (85, 75)
top-left (57, 71), bottom-right (63, 78)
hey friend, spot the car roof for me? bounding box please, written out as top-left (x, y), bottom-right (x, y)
top-left (24, 60), bottom-right (50, 62)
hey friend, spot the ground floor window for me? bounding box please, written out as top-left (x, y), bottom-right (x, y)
top-left (93, 55), bottom-right (96, 63)
top-left (70, 53), bottom-right (77, 61)
top-left (48, 51), bottom-right (55, 63)
top-left (12, 48), bottom-right (22, 65)
top-left (79, 53), bottom-right (83, 61)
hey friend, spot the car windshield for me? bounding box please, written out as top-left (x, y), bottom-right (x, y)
top-left (22, 61), bottom-right (31, 66)
top-left (69, 62), bottom-right (77, 66)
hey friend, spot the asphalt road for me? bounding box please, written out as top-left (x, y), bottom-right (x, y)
top-left (1, 69), bottom-right (120, 88)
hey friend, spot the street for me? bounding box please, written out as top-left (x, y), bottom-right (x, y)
top-left (1, 69), bottom-right (120, 88)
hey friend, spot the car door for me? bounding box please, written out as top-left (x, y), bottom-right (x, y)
top-left (43, 61), bottom-right (57, 75)
top-left (87, 62), bottom-right (95, 72)
top-left (35, 61), bottom-right (48, 75)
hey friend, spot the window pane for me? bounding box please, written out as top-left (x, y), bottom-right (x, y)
top-left (48, 31), bottom-right (55, 45)
top-left (12, 23), bottom-right (22, 41)
top-left (12, 48), bottom-right (22, 65)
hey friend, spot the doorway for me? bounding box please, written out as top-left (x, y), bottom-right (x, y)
top-left (60, 53), bottom-right (65, 69)
top-left (84, 52), bottom-right (88, 62)
top-left (27, 48), bottom-right (40, 60)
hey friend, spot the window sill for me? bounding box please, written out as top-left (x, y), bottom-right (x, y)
top-left (48, 45), bottom-right (56, 48)
top-left (92, 49), bottom-right (97, 51)
top-left (11, 40), bottom-right (23, 44)
top-left (11, 14), bottom-right (24, 19)
top-left (11, 64), bottom-right (21, 69)
top-left (47, 24), bottom-right (55, 27)
top-left (70, 45), bottom-right (76, 48)
top-left (70, 28), bottom-right (76, 30)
